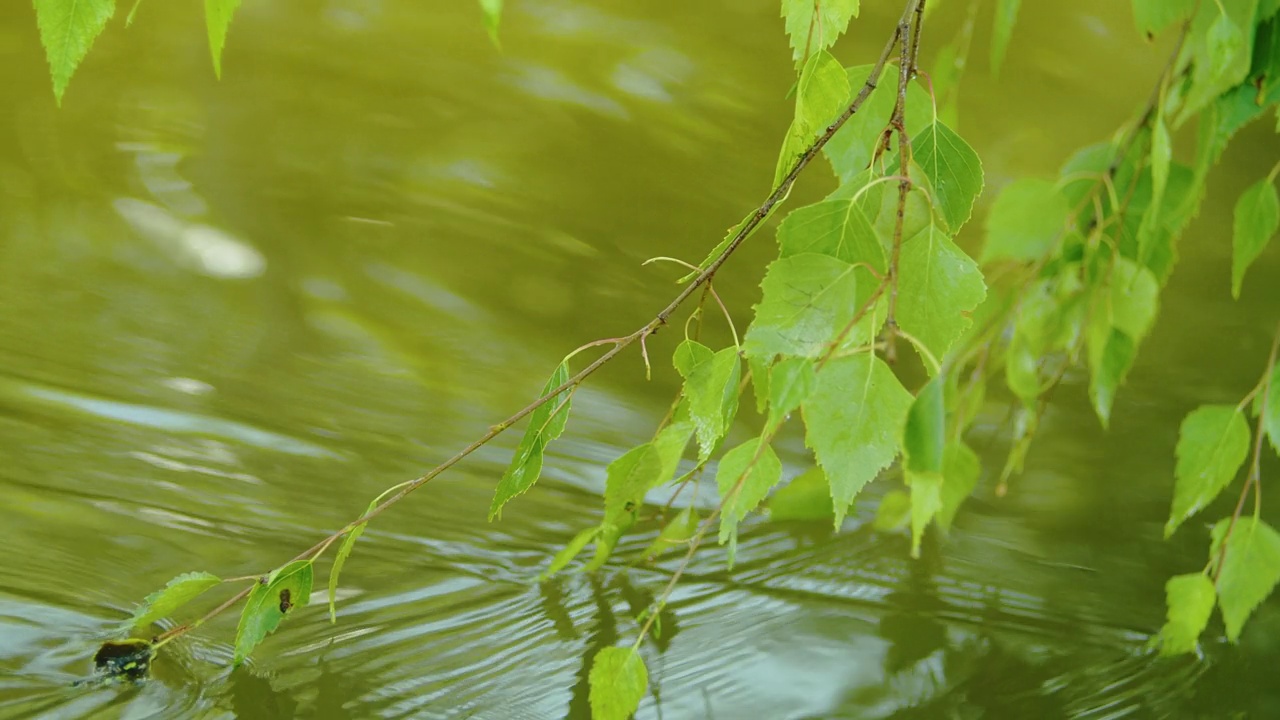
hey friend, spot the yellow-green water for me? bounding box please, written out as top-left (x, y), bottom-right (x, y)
top-left (2, 1), bottom-right (1279, 718)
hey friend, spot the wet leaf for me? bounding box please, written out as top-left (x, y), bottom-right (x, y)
top-left (1158, 573), bottom-right (1215, 655)
top-left (1166, 405), bottom-right (1250, 537)
top-left (131, 571), bottom-right (221, 629)
top-left (803, 354), bottom-right (912, 526)
top-left (329, 499), bottom-right (376, 623)
top-left (1231, 176), bottom-right (1279, 298)
top-left (33, 0), bottom-right (115, 105)
top-left (589, 646), bottom-right (648, 720)
top-left (1211, 517), bottom-right (1280, 642)
top-left (489, 361), bottom-right (573, 520)
top-left (233, 560), bottom-right (313, 665)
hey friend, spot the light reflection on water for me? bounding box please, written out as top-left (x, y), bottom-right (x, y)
top-left (1, 0), bottom-right (1279, 717)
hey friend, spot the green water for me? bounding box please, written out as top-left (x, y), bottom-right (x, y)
top-left (2, 1), bottom-right (1279, 718)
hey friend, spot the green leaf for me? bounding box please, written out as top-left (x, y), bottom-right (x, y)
top-left (131, 571), bottom-right (221, 628)
top-left (716, 439), bottom-right (783, 565)
top-left (643, 506), bottom-right (700, 561)
top-left (205, 0), bottom-right (243, 79)
top-left (824, 65), bottom-right (932, 183)
top-left (674, 339), bottom-right (713, 378)
top-left (1151, 115), bottom-right (1172, 211)
top-left (683, 348), bottom-right (741, 459)
top-left (912, 122), bottom-right (985, 233)
top-left (540, 526), bottom-right (599, 579)
top-left (233, 560), bottom-right (313, 665)
top-left (873, 490), bottom-right (911, 531)
top-left (1165, 405), bottom-right (1251, 537)
top-left (1005, 333), bottom-right (1041, 404)
top-left (748, 355), bottom-right (771, 415)
top-left (1106, 258), bottom-right (1160, 342)
top-left (1133, 0), bottom-right (1196, 36)
top-left (478, 0), bottom-right (502, 46)
top-left (328, 499), bottom-right (375, 623)
top-left (489, 361), bottom-right (573, 520)
top-left (1178, 0), bottom-right (1255, 123)
top-left (897, 225), bottom-right (987, 365)
top-left (744, 254), bottom-right (861, 360)
top-left (1158, 573), bottom-right (1216, 655)
top-left (1211, 517), bottom-right (1280, 642)
top-left (909, 471), bottom-right (943, 558)
top-left (769, 467), bottom-right (835, 522)
top-left (982, 178), bottom-right (1068, 264)
top-left (937, 441), bottom-right (980, 532)
top-left (781, 0), bottom-right (860, 69)
top-left (603, 443), bottom-right (664, 525)
top-left (1087, 326), bottom-right (1137, 427)
top-left (1262, 363), bottom-right (1280, 456)
top-left (777, 50), bottom-right (852, 185)
top-left (776, 197), bottom-right (886, 270)
top-left (766, 358), bottom-right (816, 430)
top-left (903, 377), bottom-right (946, 475)
top-left (33, 0), bottom-right (115, 105)
top-left (803, 354), bottom-right (913, 526)
top-left (589, 646), bottom-right (648, 720)
top-left (1231, 176), bottom-right (1280, 298)
top-left (990, 0), bottom-right (1022, 76)
top-left (653, 418), bottom-right (694, 482)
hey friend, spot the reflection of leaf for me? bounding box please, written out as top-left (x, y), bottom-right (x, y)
top-left (1166, 405), bottom-right (1250, 537)
top-left (33, 0), bottom-right (115, 104)
top-left (1211, 517), bottom-right (1280, 642)
top-left (589, 646), bottom-right (648, 720)
top-left (329, 499), bottom-right (376, 622)
top-left (1157, 573), bottom-right (1215, 655)
top-left (234, 561), bottom-right (313, 665)
top-left (769, 467), bottom-right (834, 522)
top-left (489, 362), bottom-right (573, 520)
top-left (131, 571), bottom-right (221, 628)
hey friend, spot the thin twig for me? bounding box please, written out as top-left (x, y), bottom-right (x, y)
top-left (152, 0), bottom-right (918, 646)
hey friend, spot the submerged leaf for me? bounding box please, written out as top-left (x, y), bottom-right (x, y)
top-left (489, 361), bottom-right (573, 520)
top-left (233, 561), bottom-right (313, 665)
top-left (803, 354), bottom-right (912, 526)
top-left (1158, 572), bottom-right (1215, 655)
top-left (33, 0), bottom-right (115, 104)
top-left (131, 571), bottom-right (221, 629)
top-left (589, 646), bottom-right (648, 720)
top-left (1211, 517), bottom-right (1280, 642)
top-left (1166, 405), bottom-right (1250, 537)
top-left (205, 0), bottom-right (244, 79)
top-left (329, 499), bottom-right (376, 623)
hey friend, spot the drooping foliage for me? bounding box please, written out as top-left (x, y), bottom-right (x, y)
top-left (42, 0), bottom-right (1280, 716)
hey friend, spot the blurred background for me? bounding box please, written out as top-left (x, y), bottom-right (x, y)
top-left (1, 0), bottom-right (1279, 717)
